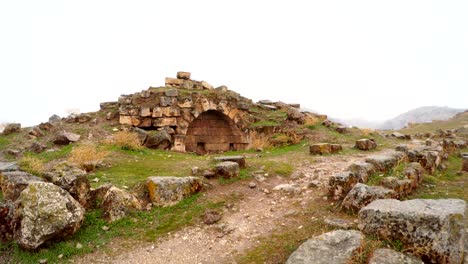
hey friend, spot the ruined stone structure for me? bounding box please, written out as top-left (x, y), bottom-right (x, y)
top-left (110, 72), bottom-right (253, 153)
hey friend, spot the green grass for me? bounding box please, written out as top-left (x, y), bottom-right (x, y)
top-left (249, 120), bottom-right (280, 128)
top-left (89, 148), bottom-right (208, 188)
top-left (2, 194), bottom-right (225, 264)
top-left (408, 151), bottom-right (468, 201)
top-left (0, 136), bottom-right (10, 150)
top-left (218, 168), bottom-right (252, 185)
top-left (26, 144), bottom-right (74, 163)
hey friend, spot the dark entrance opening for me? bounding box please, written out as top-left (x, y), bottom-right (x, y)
top-left (185, 110), bottom-right (247, 153)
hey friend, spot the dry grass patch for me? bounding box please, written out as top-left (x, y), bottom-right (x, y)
top-left (18, 156), bottom-right (45, 176)
top-left (248, 131), bottom-right (271, 150)
top-left (68, 143), bottom-right (108, 172)
top-left (105, 131), bottom-right (143, 150)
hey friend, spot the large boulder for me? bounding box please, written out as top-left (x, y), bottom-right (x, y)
top-left (368, 248), bottom-right (423, 264)
top-left (14, 182), bottom-right (85, 250)
top-left (359, 199), bottom-right (466, 264)
top-left (215, 161), bottom-right (240, 178)
top-left (144, 130), bottom-right (172, 149)
top-left (355, 139), bottom-right (377, 150)
top-left (53, 132), bottom-right (81, 145)
top-left (146, 176), bottom-right (202, 207)
top-left (327, 171), bottom-right (359, 201)
top-left (0, 171), bottom-right (44, 201)
top-left (101, 186), bottom-right (142, 222)
top-left (2, 123), bottom-right (21, 135)
top-left (286, 230), bottom-right (363, 264)
top-left (43, 163), bottom-right (90, 207)
top-left (213, 156), bottom-right (246, 168)
top-left (342, 183), bottom-right (395, 212)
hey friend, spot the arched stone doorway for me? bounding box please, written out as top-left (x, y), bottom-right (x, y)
top-left (185, 110), bottom-right (248, 153)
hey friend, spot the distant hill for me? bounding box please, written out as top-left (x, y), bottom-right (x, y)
top-left (400, 110), bottom-right (468, 134)
top-left (379, 106), bottom-right (466, 130)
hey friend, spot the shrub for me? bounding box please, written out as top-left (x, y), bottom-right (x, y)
top-left (107, 131), bottom-right (142, 150)
top-left (19, 156), bottom-right (45, 176)
top-left (68, 143), bottom-right (108, 172)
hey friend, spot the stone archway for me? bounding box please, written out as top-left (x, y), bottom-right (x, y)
top-left (185, 110), bottom-right (247, 153)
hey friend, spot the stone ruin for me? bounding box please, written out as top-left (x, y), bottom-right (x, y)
top-left (101, 72), bottom-right (255, 153)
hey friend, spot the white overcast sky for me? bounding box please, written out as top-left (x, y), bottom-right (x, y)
top-left (1, 0), bottom-right (467, 126)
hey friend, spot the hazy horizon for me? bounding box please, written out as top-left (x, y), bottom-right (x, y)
top-left (1, 1), bottom-right (467, 127)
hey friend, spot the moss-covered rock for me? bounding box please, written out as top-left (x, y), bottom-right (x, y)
top-left (146, 176), bottom-right (202, 207)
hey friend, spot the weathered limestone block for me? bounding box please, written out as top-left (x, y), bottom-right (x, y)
top-left (88, 183), bottom-right (113, 208)
top-left (162, 106), bottom-right (181, 117)
top-left (2, 123), bottom-right (21, 135)
top-left (38, 122), bottom-right (54, 131)
top-left (327, 171), bottom-right (359, 201)
top-left (347, 162), bottom-right (376, 183)
top-left (0, 171), bottom-right (44, 201)
top-left (368, 248), bottom-right (423, 264)
top-left (153, 117), bottom-right (177, 127)
top-left (119, 115), bottom-right (132, 125)
top-left (335, 125), bottom-right (348, 134)
top-left (164, 89), bottom-right (178, 97)
top-left (286, 230), bottom-right (363, 264)
top-left (165, 77), bottom-right (184, 86)
top-left (214, 156), bottom-right (246, 169)
top-left (139, 118), bottom-right (152, 127)
top-left (102, 186), bottom-right (142, 222)
top-left (200, 80), bottom-right (213, 90)
top-left (359, 199), bottom-right (466, 264)
top-left (380, 177), bottom-right (413, 198)
top-left (53, 132), bottom-right (81, 145)
top-left (215, 161), bottom-right (240, 179)
top-left (408, 148), bottom-right (442, 174)
top-left (152, 107), bottom-right (162, 117)
top-left (310, 143), bottom-right (331, 155)
top-left (160, 96), bottom-right (176, 107)
top-left (43, 163), bottom-right (90, 207)
top-left (355, 138), bottom-right (377, 150)
top-left (324, 218), bottom-right (356, 230)
top-left (14, 182), bottom-right (85, 250)
top-left (365, 155), bottom-right (398, 173)
top-left (342, 183), bottom-right (395, 212)
top-left (178, 98), bottom-right (193, 108)
top-left (77, 114), bottom-right (92, 123)
top-left (146, 176), bottom-right (202, 207)
top-left (29, 126), bottom-right (44, 137)
top-left (395, 144), bottom-right (409, 153)
top-left (172, 135), bottom-right (186, 152)
top-left (182, 80), bottom-right (194, 89)
top-left (176, 71), bottom-right (191, 80)
top-left (403, 162), bottom-right (425, 188)
top-left (140, 107), bottom-right (151, 117)
top-left (330, 144), bottom-right (343, 153)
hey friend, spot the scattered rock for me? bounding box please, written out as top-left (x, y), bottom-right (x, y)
top-left (215, 161), bottom-right (240, 179)
top-left (146, 176), bottom-right (202, 207)
top-left (48, 114), bottom-right (61, 123)
top-left (2, 123), bottom-right (21, 135)
top-left (39, 122), bottom-right (54, 131)
top-left (273, 184), bottom-right (301, 194)
top-left (144, 131), bottom-right (172, 149)
top-left (462, 155), bottom-right (468, 172)
top-left (307, 180), bottom-right (320, 188)
top-left (347, 162), bottom-right (376, 183)
top-left (395, 144), bottom-right (408, 153)
top-left (191, 166), bottom-right (199, 176)
top-left (102, 186), bottom-right (142, 222)
top-left (203, 210), bottom-right (221, 225)
top-left (324, 218), bottom-right (356, 230)
top-left (213, 156), bottom-right (246, 169)
top-left (14, 182), bottom-right (85, 250)
top-left (0, 161), bottom-right (19, 172)
top-left (202, 170), bottom-right (216, 178)
top-left (76, 242), bottom-right (83, 249)
top-left (355, 139), bottom-right (377, 150)
top-left (359, 199), bottom-right (466, 264)
top-left (342, 183), bottom-right (395, 212)
top-left (88, 183), bottom-right (113, 207)
top-left (248, 182), bottom-right (257, 188)
top-left (29, 127), bottom-right (44, 137)
top-left (365, 154), bottom-right (398, 173)
top-left (286, 230), bottom-right (363, 264)
top-left (4, 149), bottom-right (21, 158)
top-left (53, 132), bottom-right (81, 145)
top-left (368, 248), bottom-right (423, 264)
top-left (0, 200), bottom-right (15, 242)
top-left (29, 142), bottom-right (47, 153)
top-left (403, 162), bottom-right (425, 188)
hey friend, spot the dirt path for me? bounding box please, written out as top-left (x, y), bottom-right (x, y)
top-left (72, 150), bottom-right (391, 264)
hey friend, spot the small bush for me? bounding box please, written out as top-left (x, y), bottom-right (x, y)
top-left (19, 156), bottom-right (45, 176)
top-left (68, 144), bottom-right (108, 172)
top-left (107, 131), bottom-right (142, 150)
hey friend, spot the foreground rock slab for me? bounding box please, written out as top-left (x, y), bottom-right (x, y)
top-left (102, 186), bottom-right (142, 222)
top-left (286, 230), bottom-right (363, 264)
top-left (0, 162), bottom-right (19, 172)
top-left (342, 183), bottom-right (395, 212)
top-left (15, 182), bottom-right (85, 250)
top-left (215, 161), bottom-right (240, 178)
top-left (355, 138), bottom-right (377, 150)
top-left (359, 199), bottom-right (466, 264)
top-left (213, 156), bottom-right (246, 168)
top-left (146, 176), bottom-right (202, 207)
top-left (368, 248), bottom-right (423, 264)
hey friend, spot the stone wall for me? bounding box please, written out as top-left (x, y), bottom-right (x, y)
top-left (109, 72), bottom-right (253, 153)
